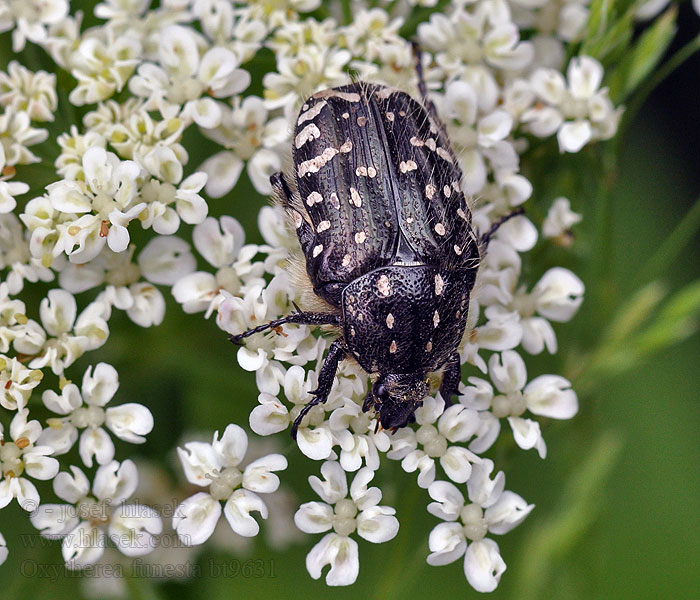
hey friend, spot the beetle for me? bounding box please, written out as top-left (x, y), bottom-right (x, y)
top-left (230, 49), bottom-right (521, 439)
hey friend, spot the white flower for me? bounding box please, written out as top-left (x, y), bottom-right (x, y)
top-left (0, 61), bottom-right (58, 121)
top-left (38, 362), bottom-right (153, 466)
top-left (460, 350), bottom-right (578, 457)
top-left (139, 235), bottom-right (196, 286)
top-left (542, 196), bottom-right (582, 240)
top-left (441, 78), bottom-right (517, 196)
top-left (0, 0), bottom-right (69, 52)
top-left (0, 408), bottom-right (59, 511)
top-left (426, 464), bottom-right (533, 592)
top-left (67, 27), bottom-right (141, 105)
top-left (249, 361), bottom-right (341, 461)
top-left (27, 290), bottom-right (109, 374)
top-left (476, 242), bottom-right (584, 354)
top-left (0, 531), bottom-right (6, 565)
top-left (0, 107), bottom-right (48, 165)
top-left (200, 95), bottom-right (288, 196)
top-left (387, 395), bottom-right (481, 488)
top-left (129, 24), bottom-right (251, 128)
top-left (30, 460), bottom-right (163, 568)
top-left (43, 147), bottom-right (144, 263)
top-left (0, 213), bottom-right (55, 295)
top-left (171, 215), bottom-right (259, 317)
top-left (522, 56), bottom-right (622, 152)
top-left (173, 424), bottom-right (288, 544)
top-left (418, 3), bottom-right (534, 80)
top-left (328, 397), bottom-right (391, 472)
top-left (263, 44), bottom-right (352, 117)
top-left (0, 354), bottom-right (43, 410)
top-left (295, 461), bottom-right (399, 586)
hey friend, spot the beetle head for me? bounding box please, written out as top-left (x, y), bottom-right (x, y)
top-left (363, 372), bottom-right (429, 431)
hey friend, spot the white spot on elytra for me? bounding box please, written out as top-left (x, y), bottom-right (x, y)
top-left (350, 187), bottom-right (362, 207)
top-left (410, 136), bottom-right (424, 147)
top-left (330, 192), bottom-right (340, 209)
top-left (342, 112), bottom-right (349, 119)
top-left (377, 274), bottom-right (391, 296)
top-left (355, 231), bottom-right (367, 244)
top-left (339, 140), bottom-right (353, 153)
top-left (425, 183), bottom-right (436, 199)
top-left (297, 100), bottom-right (327, 126)
top-left (425, 138), bottom-right (437, 151)
top-left (367, 166), bottom-right (377, 178)
top-left (386, 111), bottom-right (394, 121)
top-left (312, 244), bottom-right (323, 257)
top-left (457, 208), bottom-right (468, 221)
top-left (357, 116), bottom-right (367, 126)
top-left (443, 185), bottom-right (452, 198)
top-left (399, 160), bottom-right (417, 173)
top-left (386, 313), bottom-right (394, 329)
top-left (426, 341), bottom-right (433, 352)
top-left (435, 273), bottom-right (444, 296)
top-left (295, 123), bottom-right (320, 148)
top-left (306, 191), bottom-right (323, 206)
top-left (435, 223), bottom-right (446, 236)
top-left (313, 89), bottom-right (360, 102)
top-left (389, 340), bottom-right (397, 353)
top-left (342, 254), bottom-right (351, 267)
top-left (454, 244), bottom-right (463, 255)
top-left (436, 147), bottom-right (454, 163)
top-left (433, 310), bottom-right (440, 328)
top-left (317, 220), bottom-right (330, 232)
top-left (356, 166), bottom-right (368, 177)
top-left (298, 147), bottom-right (338, 177)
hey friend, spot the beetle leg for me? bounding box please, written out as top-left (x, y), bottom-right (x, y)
top-left (229, 310), bottom-right (341, 345)
top-left (291, 340), bottom-right (347, 439)
top-left (479, 207), bottom-right (526, 248)
top-left (411, 42), bottom-right (438, 117)
top-left (439, 352), bottom-right (462, 406)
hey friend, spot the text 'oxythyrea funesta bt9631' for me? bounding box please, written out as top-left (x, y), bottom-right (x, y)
top-left (230, 48), bottom-right (522, 439)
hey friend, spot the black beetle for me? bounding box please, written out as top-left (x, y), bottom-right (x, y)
top-left (231, 49), bottom-right (521, 438)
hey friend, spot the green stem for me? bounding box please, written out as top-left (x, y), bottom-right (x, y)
top-left (377, 476), bottom-right (424, 600)
top-left (632, 193), bottom-right (700, 288)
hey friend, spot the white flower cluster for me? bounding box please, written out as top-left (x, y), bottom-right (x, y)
top-left (0, 0), bottom-right (617, 591)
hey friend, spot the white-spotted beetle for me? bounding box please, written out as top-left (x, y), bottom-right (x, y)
top-left (231, 47), bottom-right (522, 438)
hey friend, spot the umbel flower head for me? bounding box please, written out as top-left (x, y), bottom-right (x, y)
top-left (173, 424), bottom-right (288, 544)
top-left (295, 461), bottom-right (399, 586)
top-left (0, 0), bottom-right (659, 591)
top-left (30, 459), bottom-right (162, 568)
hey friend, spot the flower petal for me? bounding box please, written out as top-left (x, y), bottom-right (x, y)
top-left (223, 488), bottom-right (268, 537)
top-left (305, 532), bottom-right (359, 586)
top-left (464, 538), bottom-right (506, 593)
top-left (173, 492), bottom-right (221, 545)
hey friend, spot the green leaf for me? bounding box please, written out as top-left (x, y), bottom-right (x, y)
top-left (633, 194), bottom-right (700, 287)
top-left (608, 6), bottom-right (678, 101)
top-left (634, 278), bottom-right (700, 353)
top-left (580, 8), bottom-right (634, 62)
top-left (601, 281), bottom-right (667, 347)
top-left (585, 0), bottom-right (616, 45)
